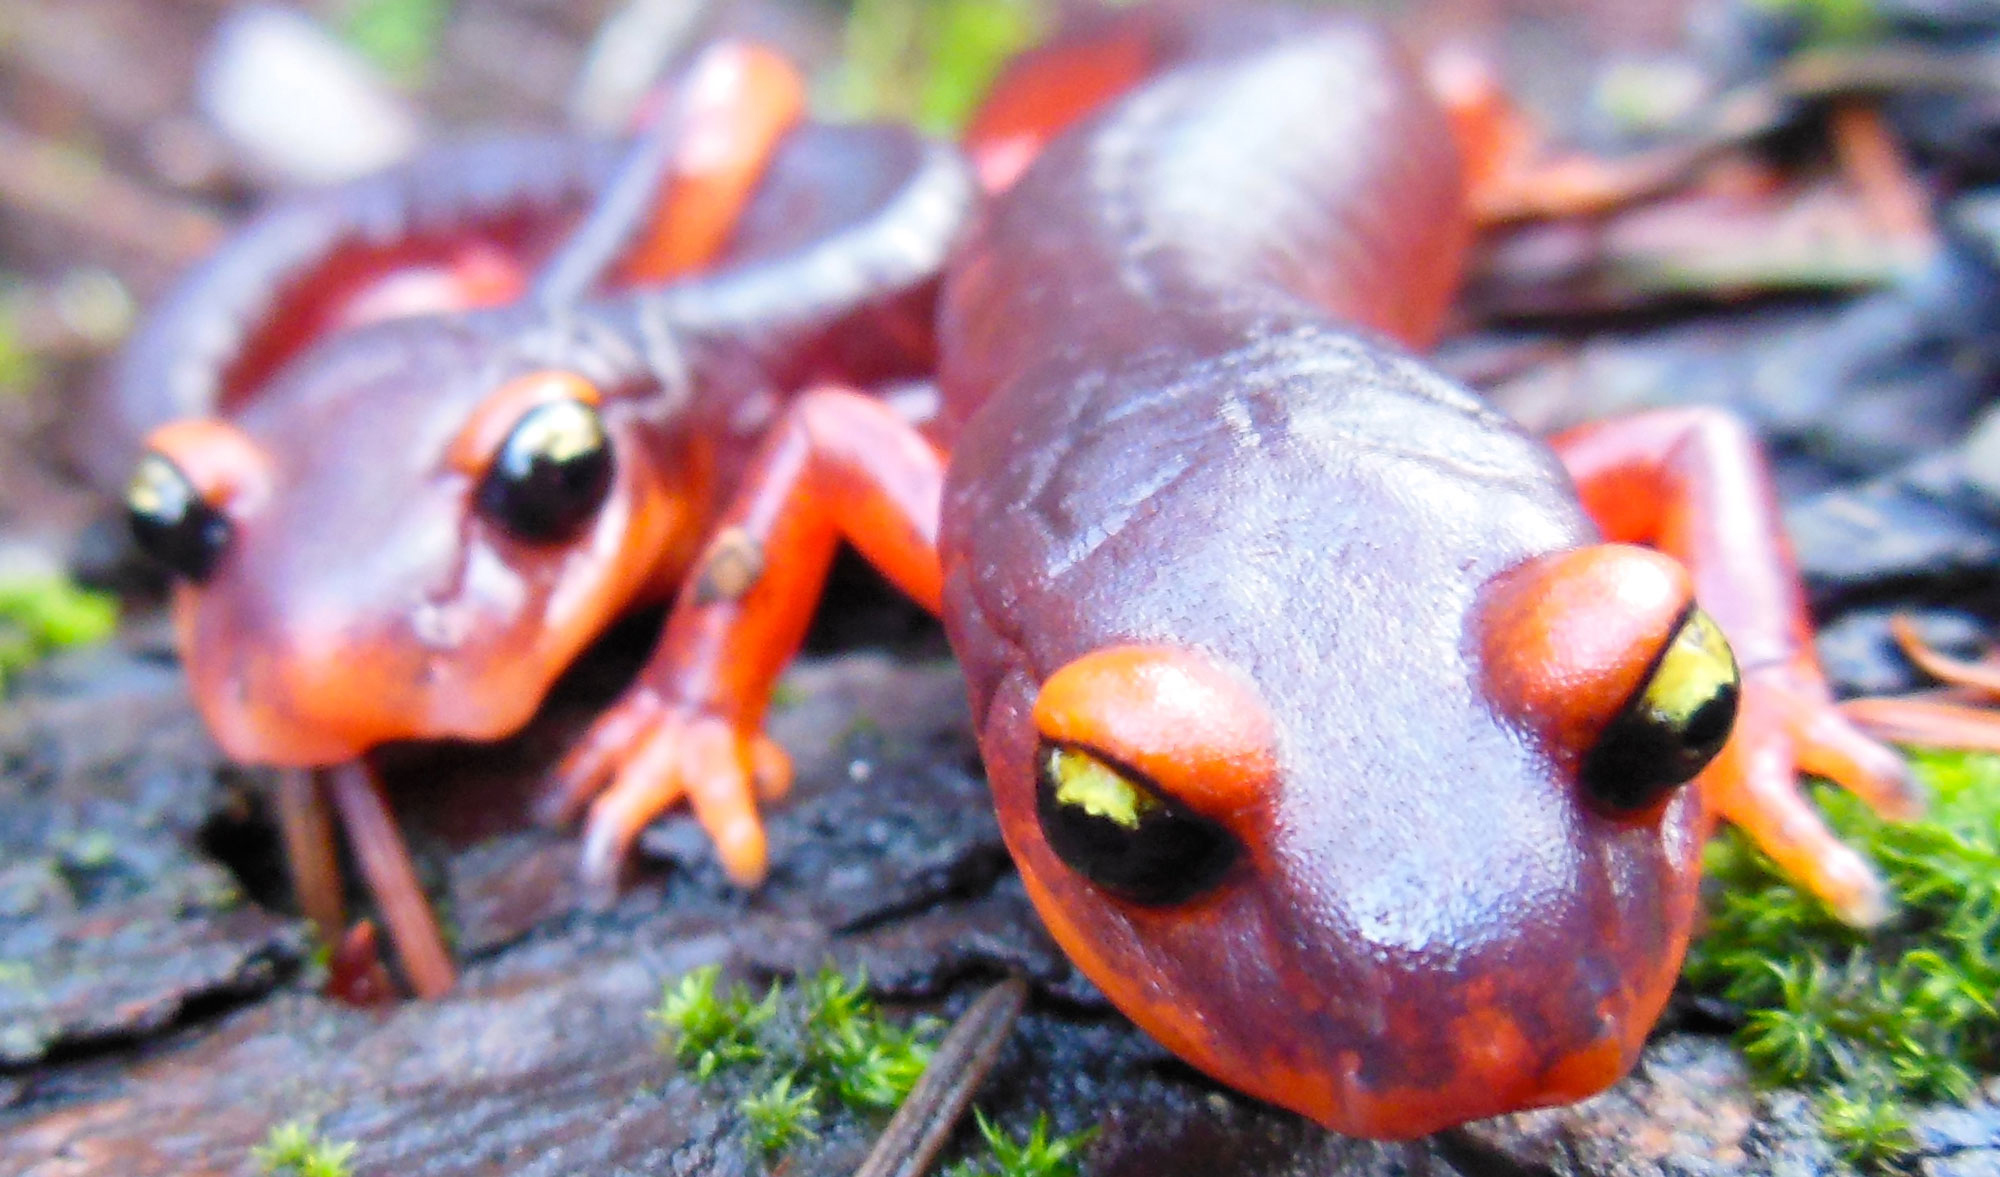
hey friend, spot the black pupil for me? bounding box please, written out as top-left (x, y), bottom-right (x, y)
top-left (1581, 677), bottom-right (1740, 813)
top-left (478, 400), bottom-right (614, 542)
top-left (1682, 689), bottom-right (1737, 754)
top-left (1035, 745), bottom-right (1239, 906)
top-left (127, 453), bottom-right (230, 581)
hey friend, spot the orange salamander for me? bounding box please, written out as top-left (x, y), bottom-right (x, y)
top-left (108, 44), bottom-right (977, 998)
top-left (109, 10), bottom-right (1917, 1139)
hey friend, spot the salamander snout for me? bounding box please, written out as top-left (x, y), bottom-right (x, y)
top-left (162, 485), bottom-right (567, 767)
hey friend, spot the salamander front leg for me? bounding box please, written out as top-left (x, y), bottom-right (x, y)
top-left (546, 388), bottom-right (946, 897)
top-left (1551, 407), bottom-right (1920, 925)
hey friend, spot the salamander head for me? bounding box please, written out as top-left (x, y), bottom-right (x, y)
top-left (126, 315), bottom-right (707, 766)
top-left (942, 392), bottom-right (1738, 1137)
top-left (970, 543), bottom-right (1734, 1136)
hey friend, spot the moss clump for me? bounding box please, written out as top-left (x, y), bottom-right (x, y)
top-left (796, 963), bottom-right (933, 1110)
top-left (944, 1111), bottom-right (1095, 1177)
top-left (651, 964), bottom-right (938, 1161)
top-left (252, 1121), bottom-right (356, 1177)
top-left (0, 305), bottom-right (37, 396)
top-left (1685, 750), bottom-right (2000, 1164)
top-left (0, 576), bottom-right (117, 698)
top-left (654, 965), bottom-right (1088, 1171)
top-left (738, 1073), bottom-right (821, 1156)
top-left (651, 964), bottom-right (779, 1080)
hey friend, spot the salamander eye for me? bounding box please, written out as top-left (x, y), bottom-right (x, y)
top-left (1581, 607), bottom-right (1740, 811)
top-left (127, 453), bottom-right (231, 581)
top-left (1036, 742), bottom-right (1239, 905)
top-left (478, 399), bottom-right (614, 542)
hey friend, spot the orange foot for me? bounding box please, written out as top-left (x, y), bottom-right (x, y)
top-left (1706, 657), bottom-right (1922, 926)
top-left (543, 686), bottom-right (792, 898)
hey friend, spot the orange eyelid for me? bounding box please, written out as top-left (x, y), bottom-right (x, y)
top-left (143, 419), bottom-right (272, 514)
top-left (1032, 645), bottom-right (1277, 816)
top-left (446, 370), bottom-right (604, 476)
top-left (1477, 543), bottom-right (1694, 760)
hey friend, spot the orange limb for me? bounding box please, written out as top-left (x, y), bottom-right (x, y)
top-left (614, 43), bottom-right (806, 284)
top-left (1827, 101), bottom-right (1935, 249)
top-left (1841, 615), bottom-right (2000, 751)
top-left (1843, 696), bottom-right (2000, 754)
top-left (1887, 614), bottom-right (2000, 698)
top-left (326, 761), bottom-right (456, 998)
top-left (273, 768), bottom-right (344, 946)
top-left (963, 24), bottom-right (1153, 192)
top-left (550, 387), bottom-right (946, 896)
top-left (1427, 48), bottom-right (1700, 226)
top-left (1551, 407), bottom-right (1918, 925)
top-left (1426, 47), bottom-right (1536, 211)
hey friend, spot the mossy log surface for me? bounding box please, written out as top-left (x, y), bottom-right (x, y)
top-left (0, 635), bottom-right (1995, 1177)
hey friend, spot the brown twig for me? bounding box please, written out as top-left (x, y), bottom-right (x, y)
top-left (851, 977), bottom-right (1029, 1177)
top-left (326, 760), bottom-right (457, 999)
top-left (274, 767), bottom-right (346, 945)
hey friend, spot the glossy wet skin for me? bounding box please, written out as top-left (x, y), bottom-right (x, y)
top-left (109, 8), bottom-right (1863, 1130)
top-left (134, 122), bottom-right (966, 767)
top-left (939, 24), bottom-right (1710, 1136)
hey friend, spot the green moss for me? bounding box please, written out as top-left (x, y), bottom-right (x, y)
top-left (834, 0), bottom-right (1049, 134)
top-left (653, 963), bottom-right (935, 1107)
top-left (1685, 750), bottom-right (2000, 1165)
top-left (800, 964), bottom-right (936, 1110)
top-left (0, 576), bottom-right (118, 698)
top-left (739, 1074), bottom-right (821, 1156)
top-left (649, 964), bottom-right (779, 1080)
top-left (654, 964), bottom-right (1095, 1171)
top-left (944, 1111), bottom-right (1096, 1177)
top-left (653, 963), bottom-right (947, 1165)
top-left (55, 829), bottom-right (120, 871)
top-left (252, 1121), bottom-right (356, 1177)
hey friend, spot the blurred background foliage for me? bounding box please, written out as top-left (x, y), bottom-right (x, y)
top-left (317, 0), bottom-right (1059, 129)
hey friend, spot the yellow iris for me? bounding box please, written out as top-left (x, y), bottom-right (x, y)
top-left (1639, 608), bottom-right (1739, 728)
top-left (1046, 746), bottom-right (1158, 829)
